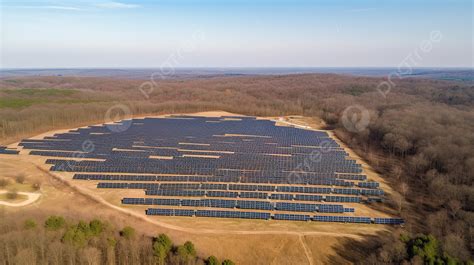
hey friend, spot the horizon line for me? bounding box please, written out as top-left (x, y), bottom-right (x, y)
top-left (1, 66), bottom-right (473, 70)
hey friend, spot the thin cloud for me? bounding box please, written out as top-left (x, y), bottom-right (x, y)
top-left (95, 2), bottom-right (140, 9)
top-left (11, 5), bottom-right (82, 11)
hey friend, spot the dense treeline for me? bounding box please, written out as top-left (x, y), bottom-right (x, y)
top-left (330, 102), bottom-right (474, 264)
top-left (0, 74), bottom-right (473, 263)
top-left (0, 215), bottom-right (235, 265)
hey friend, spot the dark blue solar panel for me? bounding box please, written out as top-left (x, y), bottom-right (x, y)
top-left (374, 218), bottom-right (404, 225)
top-left (239, 192), bottom-right (268, 199)
top-left (237, 200), bottom-right (273, 210)
top-left (270, 193), bottom-right (294, 200)
top-left (0, 146), bottom-right (19, 155)
top-left (313, 215), bottom-right (371, 224)
top-left (146, 208), bottom-right (194, 217)
top-left (275, 202), bottom-right (317, 212)
top-left (274, 214), bottom-right (310, 221)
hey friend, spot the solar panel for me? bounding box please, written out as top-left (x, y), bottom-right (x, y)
top-left (237, 200), bottom-right (273, 210)
top-left (274, 213), bottom-right (310, 221)
top-left (313, 215), bottom-right (371, 224)
top-left (160, 183), bottom-right (200, 190)
top-left (294, 194), bottom-right (323, 202)
top-left (239, 192), bottom-right (268, 199)
top-left (229, 184), bottom-right (258, 191)
top-left (145, 190), bottom-right (205, 197)
top-left (0, 147), bottom-right (19, 155)
top-left (270, 193), bottom-right (294, 200)
top-left (374, 218), bottom-right (404, 225)
top-left (275, 202), bottom-right (317, 212)
top-left (358, 181), bottom-right (380, 189)
top-left (360, 189), bottom-right (384, 196)
top-left (201, 183), bottom-right (227, 190)
top-left (146, 208), bottom-right (194, 217)
top-left (318, 204), bottom-right (344, 213)
top-left (325, 196), bottom-right (361, 203)
top-left (207, 191), bottom-right (238, 198)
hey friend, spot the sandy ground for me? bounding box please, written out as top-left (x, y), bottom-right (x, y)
top-left (0, 111), bottom-right (398, 264)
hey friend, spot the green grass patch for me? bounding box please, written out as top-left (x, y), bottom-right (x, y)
top-left (57, 99), bottom-right (104, 104)
top-left (2, 88), bottom-right (77, 97)
top-left (0, 98), bottom-right (47, 108)
top-left (343, 85), bottom-right (374, 96)
top-left (0, 98), bottom-right (107, 108)
top-left (3, 79), bottom-right (20, 84)
top-left (0, 88), bottom-right (107, 108)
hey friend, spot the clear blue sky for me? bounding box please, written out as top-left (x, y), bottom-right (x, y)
top-left (1, 0), bottom-right (472, 68)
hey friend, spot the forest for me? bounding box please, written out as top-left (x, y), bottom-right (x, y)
top-left (0, 213), bottom-right (234, 265)
top-left (0, 73), bottom-right (472, 264)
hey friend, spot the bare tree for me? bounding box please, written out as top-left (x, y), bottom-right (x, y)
top-left (13, 248), bottom-right (37, 265)
top-left (394, 182), bottom-right (409, 213)
top-left (447, 200), bottom-right (462, 218)
top-left (82, 247), bottom-right (102, 265)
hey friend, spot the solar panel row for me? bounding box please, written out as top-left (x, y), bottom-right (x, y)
top-left (146, 208), bottom-right (194, 216)
top-left (93, 180), bottom-right (378, 198)
top-left (274, 213), bottom-right (310, 221)
top-left (74, 173), bottom-right (360, 187)
top-left (358, 181), bottom-right (380, 189)
top-left (0, 146), bottom-right (19, 155)
top-left (123, 197), bottom-right (352, 213)
top-left (144, 207), bottom-right (404, 225)
top-left (374, 218), bottom-right (405, 225)
top-left (195, 210), bottom-right (271, 220)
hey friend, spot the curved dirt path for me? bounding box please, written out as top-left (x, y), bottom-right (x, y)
top-left (0, 190), bottom-right (41, 207)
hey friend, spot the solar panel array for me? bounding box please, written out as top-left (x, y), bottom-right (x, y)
top-left (19, 115), bottom-right (401, 224)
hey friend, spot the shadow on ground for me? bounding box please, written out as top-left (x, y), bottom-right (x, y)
top-left (326, 230), bottom-right (391, 264)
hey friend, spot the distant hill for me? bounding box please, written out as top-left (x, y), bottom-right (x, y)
top-left (1, 67), bottom-right (473, 83)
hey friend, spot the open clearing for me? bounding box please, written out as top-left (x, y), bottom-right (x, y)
top-left (1, 111), bottom-right (400, 264)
